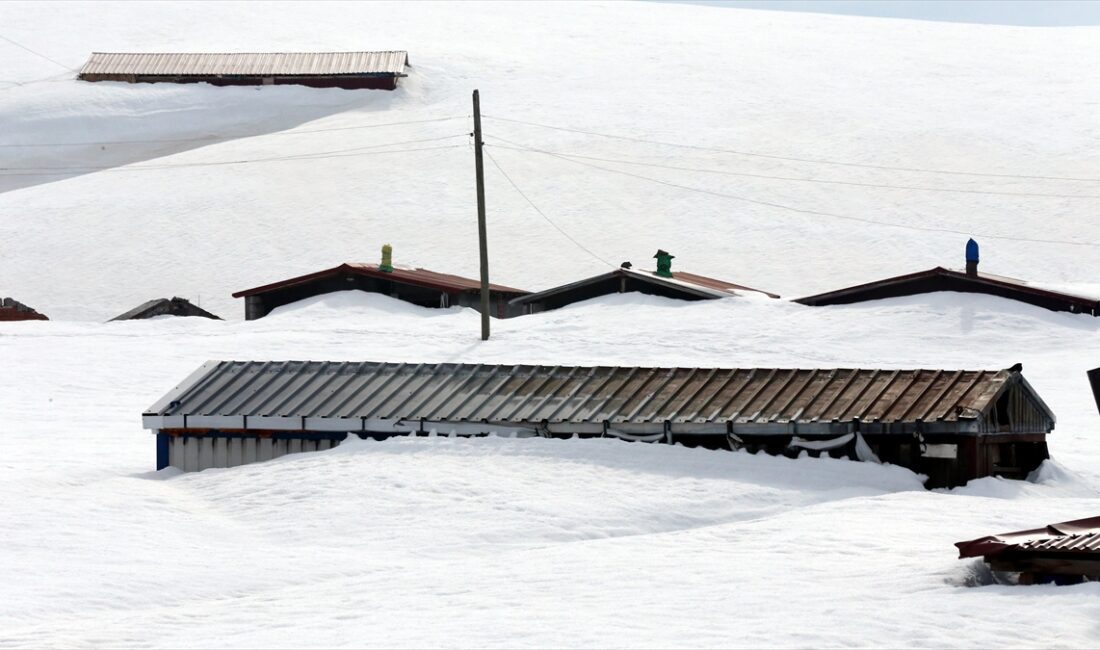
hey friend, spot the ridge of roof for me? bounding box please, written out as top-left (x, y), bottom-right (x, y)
top-left (232, 262), bottom-right (527, 298)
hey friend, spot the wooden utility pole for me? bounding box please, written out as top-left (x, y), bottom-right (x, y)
top-left (473, 89), bottom-right (491, 340)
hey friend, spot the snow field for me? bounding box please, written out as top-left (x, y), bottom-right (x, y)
top-left (2, 0), bottom-right (1100, 646)
top-left (3, 292), bottom-right (1100, 647)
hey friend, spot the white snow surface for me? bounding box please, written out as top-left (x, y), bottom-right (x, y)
top-left (3, 2), bottom-right (1100, 648)
top-left (5, 292), bottom-right (1100, 648)
top-left (1, 1), bottom-right (1099, 320)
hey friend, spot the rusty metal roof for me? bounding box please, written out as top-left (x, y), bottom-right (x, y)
top-left (511, 267), bottom-right (778, 305)
top-left (671, 271), bottom-right (781, 299)
top-left (232, 263), bottom-right (528, 299)
top-left (144, 363), bottom-right (1053, 437)
top-left (79, 51), bottom-right (409, 77)
top-left (956, 516), bottom-right (1100, 559)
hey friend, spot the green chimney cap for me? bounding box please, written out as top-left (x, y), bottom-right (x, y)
top-left (653, 249), bottom-right (674, 278)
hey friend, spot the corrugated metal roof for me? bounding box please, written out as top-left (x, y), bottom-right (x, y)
top-left (232, 263), bottom-right (528, 299)
top-left (957, 516), bottom-right (1100, 558)
top-left (79, 51), bottom-right (408, 77)
top-left (144, 363), bottom-right (1053, 437)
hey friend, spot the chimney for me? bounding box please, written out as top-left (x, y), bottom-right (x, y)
top-left (379, 244), bottom-right (394, 273)
top-left (965, 238), bottom-right (979, 277)
top-left (653, 249), bottom-right (675, 278)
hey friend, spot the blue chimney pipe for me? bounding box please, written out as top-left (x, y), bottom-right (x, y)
top-left (965, 238), bottom-right (979, 276)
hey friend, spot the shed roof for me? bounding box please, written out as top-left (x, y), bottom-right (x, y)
top-left (511, 267), bottom-right (778, 305)
top-left (79, 51), bottom-right (409, 77)
top-left (796, 267), bottom-right (1100, 312)
top-left (956, 516), bottom-right (1100, 559)
top-left (232, 263), bottom-right (528, 299)
top-left (144, 362), bottom-right (1053, 437)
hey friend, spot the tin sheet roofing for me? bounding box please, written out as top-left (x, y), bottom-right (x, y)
top-left (956, 516), bottom-right (1100, 558)
top-left (232, 263), bottom-right (528, 298)
top-left (79, 51), bottom-right (408, 77)
top-left (144, 363), bottom-right (1050, 436)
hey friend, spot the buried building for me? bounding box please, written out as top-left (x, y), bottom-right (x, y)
top-left (956, 516), bottom-right (1100, 584)
top-left (143, 361), bottom-right (1054, 487)
top-left (796, 239), bottom-right (1100, 315)
top-left (0, 298), bottom-right (48, 321)
top-left (110, 297), bottom-right (221, 321)
top-left (78, 51), bottom-right (410, 90)
top-left (511, 250), bottom-right (779, 315)
top-left (232, 247), bottom-right (528, 319)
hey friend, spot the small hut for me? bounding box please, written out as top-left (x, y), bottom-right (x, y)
top-left (232, 246), bottom-right (528, 320)
top-left (511, 250), bottom-right (778, 314)
top-left (110, 297), bottom-right (221, 321)
top-left (0, 298), bottom-right (48, 321)
top-left (796, 239), bottom-right (1100, 315)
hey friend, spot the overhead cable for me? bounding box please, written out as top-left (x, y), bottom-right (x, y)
top-left (490, 143), bottom-right (1100, 200)
top-left (487, 138), bottom-right (1100, 249)
top-left (484, 148), bottom-right (614, 267)
top-left (483, 114), bottom-right (1100, 183)
top-left (0, 33), bottom-right (76, 72)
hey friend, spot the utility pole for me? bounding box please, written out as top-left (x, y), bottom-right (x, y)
top-left (473, 89), bottom-right (491, 341)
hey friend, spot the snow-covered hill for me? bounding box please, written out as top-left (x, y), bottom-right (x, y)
top-left (1, 1), bottom-right (1098, 320)
top-left (3, 2), bottom-right (1100, 647)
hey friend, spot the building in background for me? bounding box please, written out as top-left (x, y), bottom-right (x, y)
top-left (78, 51), bottom-right (410, 90)
top-left (232, 246), bottom-right (529, 319)
top-left (0, 298), bottom-right (48, 322)
top-left (110, 297), bottom-right (221, 321)
top-left (796, 239), bottom-right (1100, 315)
top-left (511, 250), bottom-right (779, 314)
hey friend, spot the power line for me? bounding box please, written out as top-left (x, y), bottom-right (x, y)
top-left (483, 148), bottom-right (614, 267)
top-left (483, 114), bottom-right (1100, 184)
top-left (0, 33), bottom-right (75, 72)
top-left (487, 138), bottom-right (1100, 250)
top-left (0, 143), bottom-right (467, 177)
top-left (1, 134), bottom-right (469, 172)
top-left (487, 140), bottom-right (1100, 200)
top-left (0, 115), bottom-right (467, 148)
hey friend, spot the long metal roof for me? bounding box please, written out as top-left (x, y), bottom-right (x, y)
top-left (79, 51), bottom-right (409, 77)
top-left (144, 362), bottom-right (1053, 436)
